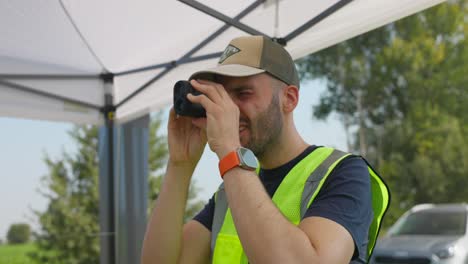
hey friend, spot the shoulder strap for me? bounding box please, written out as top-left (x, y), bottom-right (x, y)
top-left (211, 166), bottom-right (261, 254)
top-left (300, 149), bottom-right (349, 218)
top-left (211, 183), bottom-right (227, 255)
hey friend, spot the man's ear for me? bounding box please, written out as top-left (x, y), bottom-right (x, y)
top-left (282, 85), bottom-right (299, 113)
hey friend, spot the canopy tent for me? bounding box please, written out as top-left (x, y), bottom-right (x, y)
top-left (0, 0), bottom-right (446, 263)
top-left (0, 0), bottom-right (446, 124)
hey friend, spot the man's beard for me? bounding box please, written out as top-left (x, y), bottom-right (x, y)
top-left (242, 92), bottom-right (283, 158)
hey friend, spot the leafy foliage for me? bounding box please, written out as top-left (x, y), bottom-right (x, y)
top-left (6, 224), bottom-right (31, 244)
top-left (297, 0), bottom-right (468, 227)
top-left (29, 114), bottom-right (203, 263)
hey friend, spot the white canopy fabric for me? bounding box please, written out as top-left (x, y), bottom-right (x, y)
top-left (0, 0), bottom-right (446, 125)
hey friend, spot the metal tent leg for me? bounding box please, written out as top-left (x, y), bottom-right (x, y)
top-left (98, 116), bottom-right (116, 264)
top-left (115, 114), bottom-right (150, 264)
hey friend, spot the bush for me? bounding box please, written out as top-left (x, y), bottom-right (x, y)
top-left (7, 223), bottom-right (31, 244)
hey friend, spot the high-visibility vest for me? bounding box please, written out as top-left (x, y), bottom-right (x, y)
top-left (210, 147), bottom-right (390, 264)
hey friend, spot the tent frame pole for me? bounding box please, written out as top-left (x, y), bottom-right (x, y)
top-left (284, 0), bottom-right (354, 42)
top-left (0, 74), bottom-right (99, 79)
top-left (102, 76), bottom-right (117, 264)
top-left (114, 52), bottom-right (222, 76)
top-left (0, 78), bottom-right (101, 110)
top-left (178, 0), bottom-right (268, 37)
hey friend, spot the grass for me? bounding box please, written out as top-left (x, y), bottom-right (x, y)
top-left (0, 243), bottom-right (35, 264)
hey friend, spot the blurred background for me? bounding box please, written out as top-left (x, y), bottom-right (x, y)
top-left (1, 0), bottom-right (467, 263)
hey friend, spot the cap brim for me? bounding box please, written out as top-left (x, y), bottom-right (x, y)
top-left (189, 64), bottom-right (265, 81)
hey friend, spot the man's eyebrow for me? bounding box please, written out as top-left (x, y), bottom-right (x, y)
top-left (229, 85), bottom-right (253, 92)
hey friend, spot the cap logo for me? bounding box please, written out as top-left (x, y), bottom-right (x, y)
top-left (218, 44), bottom-right (240, 64)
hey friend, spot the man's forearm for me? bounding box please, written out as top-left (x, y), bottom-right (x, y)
top-left (223, 167), bottom-right (317, 263)
top-left (141, 162), bottom-right (194, 264)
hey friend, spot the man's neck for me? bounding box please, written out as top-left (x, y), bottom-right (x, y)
top-left (258, 125), bottom-right (308, 170)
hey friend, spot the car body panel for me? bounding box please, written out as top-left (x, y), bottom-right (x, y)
top-left (371, 204), bottom-right (468, 264)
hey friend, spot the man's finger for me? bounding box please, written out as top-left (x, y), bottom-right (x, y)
top-left (190, 79), bottom-right (224, 103)
top-left (187, 93), bottom-right (216, 113)
top-left (169, 107), bottom-right (178, 120)
top-left (198, 79), bottom-right (230, 100)
top-left (196, 79), bottom-right (225, 98)
top-left (191, 117), bottom-right (207, 130)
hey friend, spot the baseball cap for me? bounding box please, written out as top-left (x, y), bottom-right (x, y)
top-left (190, 35), bottom-right (300, 88)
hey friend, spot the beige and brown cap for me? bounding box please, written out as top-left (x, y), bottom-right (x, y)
top-left (190, 35), bottom-right (300, 88)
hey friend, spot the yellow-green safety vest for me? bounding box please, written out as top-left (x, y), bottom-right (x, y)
top-left (210, 147), bottom-right (390, 263)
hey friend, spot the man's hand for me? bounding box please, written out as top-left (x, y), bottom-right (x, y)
top-left (142, 108), bottom-right (209, 264)
top-left (167, 107), bottom-right (207, 170)
top-left (188, 79), bottom-right (241, 159)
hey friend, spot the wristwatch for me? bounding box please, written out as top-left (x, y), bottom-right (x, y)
top-left (219, 147), bottom-right (258, 178)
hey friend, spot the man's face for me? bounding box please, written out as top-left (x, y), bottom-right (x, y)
top-left (220, 73), bottom-right (284, 158)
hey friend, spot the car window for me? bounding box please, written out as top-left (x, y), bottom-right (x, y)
top-left (390, 210), bottom-right (467, 236)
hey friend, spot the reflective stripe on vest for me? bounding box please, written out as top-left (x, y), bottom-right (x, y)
top-left (211, 147), bottom-right (390, 263)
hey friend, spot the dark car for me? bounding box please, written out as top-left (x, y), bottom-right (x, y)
top-left (371, 203), bottom-right (468, 264)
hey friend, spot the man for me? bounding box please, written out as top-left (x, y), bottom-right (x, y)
top-left (141, 35), bottom-right (389, 264)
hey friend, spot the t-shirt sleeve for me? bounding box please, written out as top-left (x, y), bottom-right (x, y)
top-left (193, 194), bottom-right (215, 231)
top-left (304, 156), bottom-right (373, 262)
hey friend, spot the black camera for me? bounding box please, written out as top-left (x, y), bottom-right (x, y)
top-left (173, 80), bottom-right (206, 117)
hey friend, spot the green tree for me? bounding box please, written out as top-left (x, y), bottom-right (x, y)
top-left (379, 107), bottom-right (468, 225)
top-left (297, 23), bottom-right (391, 158)
top-left (297, 0), bottom-right (468, 227)
top-left (30, 115), bottom-right (203, 263)
top-left (298, 0), bottom-right (467, 152)
top-left (6, 223), bottom-right (31, 244)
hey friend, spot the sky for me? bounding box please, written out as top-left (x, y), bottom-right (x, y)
top-left (0, 79), bottom-right (347, 240)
